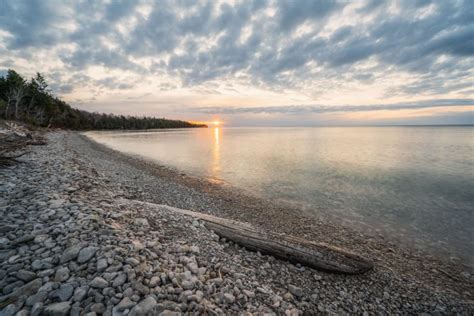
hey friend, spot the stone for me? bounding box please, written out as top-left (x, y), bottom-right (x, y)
top-left (243, 290), bottom-right (255, 298)
top-left (77, 246), bottom-right (98, 263)
top-left (73, 285), bottom-right (89, 302)
top-left (126, 257), bottom-right (140, 266)
top-left (91, 276), bottom-right (109, 288)
top-left (112, 273), bottom-right (127, 287)
top-left (60, 245), bottom-right (83, 263)
top-left (134, 218), bottom-right (149, 226)
top-left (8, 278), bottom-right (42, 300)
top-left (51, 284), bottom-right (74, 302)
top-left (16, 309), bottom-right (29, 316)
top-left (32, 259), bottom-right (53, 270)
top-left (1, 304), bottom-right (17, 316)
top-left (115, 297), bottom-right (136, 311)
top-left (26, 290), bottom-right (49, 306)
top-left (288, 284), bottom-right (303, 297)
top-left (54, 267), bottom-right (70, 282)
top-left (159, 311), bottom-right (180, 316)
top-left (223, 293), bottom-right (235, 304)
top-left (129, 296), bottom-right (157, 316)
top-left (31, 303), bottom-right (43, 316)
top-left (134, 282), bottom-right (150, 295)
top-left (91, 303), bottom-right (106, 313)
top-left (181, 279), bottom-right (196, 290)
top-left (149, 276), bottom-right (160, 287)
top-left (43, 302), bottom-right (71, 316)
top-left (16, 269), bottom-right (37, 282)
top-left (97, 258), bottom-right (108, 272)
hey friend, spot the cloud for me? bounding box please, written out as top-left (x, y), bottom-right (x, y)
top-left (0, 0), bottom-right (472, 124)
top-left (190, 99), bottom-right (474, 115)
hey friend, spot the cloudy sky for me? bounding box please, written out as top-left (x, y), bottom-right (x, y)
top-left (0, 0), bottom-right (473, 126)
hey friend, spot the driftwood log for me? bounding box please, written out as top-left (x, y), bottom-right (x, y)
top-left (135, 201), bottom-right (374, 274)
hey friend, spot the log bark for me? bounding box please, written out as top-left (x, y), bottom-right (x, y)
top-left (135, 201), bottom-right (374, 274)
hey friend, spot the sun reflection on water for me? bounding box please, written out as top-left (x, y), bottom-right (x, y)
top-left (210, 127), bottom-right (221, 182)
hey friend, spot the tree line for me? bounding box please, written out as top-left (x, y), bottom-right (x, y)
top-left (0, 70), bottom-right (206, 130)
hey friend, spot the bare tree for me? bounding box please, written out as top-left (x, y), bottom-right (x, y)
top-left (5, 90), bottom-right (12, 118)
top-left (12, 85), bottom-right (26, 119)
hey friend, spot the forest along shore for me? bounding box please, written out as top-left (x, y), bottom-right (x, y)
top-left (0, 131), bottom-right (472, 315)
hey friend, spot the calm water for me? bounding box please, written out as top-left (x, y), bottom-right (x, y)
top-left (86, 127), bottom-right (474, 263)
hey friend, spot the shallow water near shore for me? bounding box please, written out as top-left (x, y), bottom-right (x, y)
top-left (86, 126), bottom-right (474, 263)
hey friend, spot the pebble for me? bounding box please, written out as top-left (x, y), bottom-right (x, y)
top-left (90, 276), bottom-right (109, 288)
top-left (54, 267), bottom-right (70, 282)
top-left (289, 284), bottom-right (303, 297)
top-left (16, 269), bottom-right (37, 282)
top-left (43, 302), bottom-right (71, 316)
top-left (77, 246), bottom-right (98, 263)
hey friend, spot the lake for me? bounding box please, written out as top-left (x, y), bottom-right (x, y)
top-left (86, 126), bottom-right (474, 263)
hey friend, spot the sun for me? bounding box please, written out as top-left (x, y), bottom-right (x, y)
top-left (211, 120), bottom-right (221, 126)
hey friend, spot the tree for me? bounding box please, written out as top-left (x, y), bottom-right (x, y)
top-left (0, 69), bottom-right (207, 130)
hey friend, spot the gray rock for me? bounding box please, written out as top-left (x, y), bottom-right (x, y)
top-left (112, 273), bottom-right (127, 288)
top-left (38, 269), bottom-right (55, 277)
top-left (149, 276), bottom-right (160, 287)
top-left (159, 311), bottom-right (180, 316)
top-left (73, 285), bottom-right (89, 302)
top-left (243, 290), bottom-right (255, 298)
top-left (223, 293), bottom-right (235, 304)
top-left (43, 302), bottom-right (71, 316)
top-left (134, 218), bottom-right (149, 226)
top-left (129, 296), bottom-right (157, 316)
top-left (134, 282), bottom-right (150, 295)
top-left (54, 267), bottom-right (70, 282)
top-left (16, 269), bottom-right (37, 282)
top-left (31, 259), bottom-right (53, 270)
top-left (31, 302), bottom-right (43, 316)
top-left (288, 284), bottom-right (303, 297)
top-left (1, 304), bottom-right (17, 316)
top-left (7, 278), bottom-right (42, 300)
top-left (126, 257), bottom-right (140, 266)
top-left (97, 258), bottom-right (108, 272)
top-left (90, 303), bottom-right (106, 313)
top-left (77, 246), bottom-right (98, 263)
top-left (91, 276), bottom-right (109, 288)
top-left (3, 280), bottom-right (24, 294)
top-left (16, 309), bottom-right (29, 316)
top-left (51, 284), bottom-right (74, 302)
top-left (60, 245), bottom-right (83, 263)
top-left (114, 297), bottom-right (136, 312)
top-left (26, 290), bottom-right (49, 306)
top-left (181, 279), bottom-right (196, 290)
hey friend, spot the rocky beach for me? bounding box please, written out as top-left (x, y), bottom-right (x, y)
top-left (1, 130), bottom-right (473, 315)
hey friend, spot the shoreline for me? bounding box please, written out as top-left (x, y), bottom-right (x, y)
top-left (77, 133), bottom-right (474, 283)
top-left (1, 130), bottom-right (472, 314)
top-left (81, 131), bottom-right (473, 262)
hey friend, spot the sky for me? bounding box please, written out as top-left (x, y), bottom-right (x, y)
top-left (0, 0), bottom-right (473, 126)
